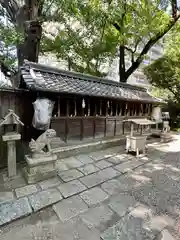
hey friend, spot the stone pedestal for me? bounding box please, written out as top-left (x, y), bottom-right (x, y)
top-left (160, 132), bottom-right (173, 143)
top-left (2, 132), bottom-right (21, 177)
top-left (23, 153), bottom-right (57, 184)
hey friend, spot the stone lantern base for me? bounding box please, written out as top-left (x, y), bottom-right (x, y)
top-left (23, 153), bottom-right (57, 184)
top-left (160, 132), bottom-right (173, 143)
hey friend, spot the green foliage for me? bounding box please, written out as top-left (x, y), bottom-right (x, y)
top-left (0, 0), bottom-right (179, 81)
top-left (144, 22), bottom-right (180, 103)
top-left (0, 18), bottom-right (25, 68)
top-left (144, 56), bottom-right (180, 102)
top-left (41, 0), bottom-right (173, 77)
top-left (149, 87), bottom-right (173, 101)
top-left (41, 0), bottom-right (119, 76)
top-left (165, 23), bottom-right (180, 60)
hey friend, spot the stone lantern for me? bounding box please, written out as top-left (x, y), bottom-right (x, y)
top-left (0, 109), bottom-right (24, 177)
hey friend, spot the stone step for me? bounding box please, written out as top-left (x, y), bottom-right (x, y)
top-left (52, 136), bottom-right (125, 159)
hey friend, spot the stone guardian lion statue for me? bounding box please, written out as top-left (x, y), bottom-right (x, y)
top-left (29, 129), bottom-right (56, 155)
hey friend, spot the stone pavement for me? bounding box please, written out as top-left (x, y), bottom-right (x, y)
top-left (0, 135), bottom-right (180, 239)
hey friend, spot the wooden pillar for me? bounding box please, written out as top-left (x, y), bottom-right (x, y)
top-left (129, 103), bottom-right (132, 116)
top-left (93, 99), bottom-right (96, 138)
top-left (127, 103), bottom-right (130, 116)
top-left (58, 97), bottom-right (61, 117)
top-left (150, 104), bottom-right (152, 116)
top-left (141, 125), bottom-right (143, 135)
top-left (74, 98), bottom-right (77, 116)
top-left (131, 103), bottom-right (133, 116)
top-left (132, 103), bottom-right (135, 116)
top-left (65, 99), bottom-right (69, 143)
top-left (82, 98), bottom-right (85, 116)
top-left (119, 103), bottom-right (122, 116)
top-left (148, 104), bottom-right (151, 116)
top-left (106, 100), bottom-right (109, 116)
top-left (105, 100), bottom-right (108, 137)
top-left (94, 102), bottom-right (97, 116)
top-left (145, 103), bottom-right (148, 116)
top-left (80, 118), bottom-right (84, 140)
top-left (81, 98), bottom-right (85, 140)
top-left (134, 103), bottom-right (137, 116)
top-left (93, 118), bottom-right (96, 138)
top-left (114, 118), bottom-right (117, 136)
top-left (115, 102), bottom-right (118, 116)
top-left (88, 99), bottom-right (90, 116)
top-left (138, 104), bottom-right (140, 116)
top-left (104, 117), bottom-right (107, 137)
top-left (100, 100), bottom-right (102, 116)
top-left (142, 104), bottom-right (144, 116)
top-left (140, 104), bottom-right (143, 116)
top-left (125, 103), bottom-right (128, 116)
top-left (110, 101), bottom-right (113, 116)
top-left (66, 99), bottom-right (69, 116)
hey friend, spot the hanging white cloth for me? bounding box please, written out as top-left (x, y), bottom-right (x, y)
top-left (32, 98), bottom-right (54, 130)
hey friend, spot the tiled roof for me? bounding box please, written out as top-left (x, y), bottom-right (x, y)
top-left (20, 60), bottom-right (159, 103)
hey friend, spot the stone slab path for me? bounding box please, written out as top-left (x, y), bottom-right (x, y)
top-left (0, 136), bottom-right (180, 239)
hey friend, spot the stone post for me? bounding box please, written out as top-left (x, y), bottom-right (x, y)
top-left (8, 141), bottom-right (16, 177)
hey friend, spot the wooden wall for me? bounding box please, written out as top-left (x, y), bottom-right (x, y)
top-left (50, 115), bottom-right (145, 142)
top-left (0, 89), bottom-right (154, 169)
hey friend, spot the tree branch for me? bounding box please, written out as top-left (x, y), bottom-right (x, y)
top-left (125, 14), bottom-right (180, 80)
top-left (124, 46), bottom-right (135, 63)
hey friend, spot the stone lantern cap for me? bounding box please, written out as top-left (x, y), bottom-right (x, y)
top-left (0, 109), bottom-right (24, 126)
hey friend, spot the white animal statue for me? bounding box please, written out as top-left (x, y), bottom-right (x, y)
top-left (32, 98), bottom-right (54, 130)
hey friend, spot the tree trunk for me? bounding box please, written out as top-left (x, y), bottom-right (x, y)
top-left (16, 1), bottom-right (42, 65)
top-left (0, 0), bottom-right (43, 86)
top-left (13, 1), bottom-right (43, 86)
top-left (17, 21), bottom-right (42, 66)
top-left (119, 45), bottom-right (126, 82)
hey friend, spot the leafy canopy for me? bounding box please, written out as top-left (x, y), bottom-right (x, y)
top-left (144, 23), bottom-right (180, 102)
top-left (42, 0), bottom-right (172, 77)
top-left (0, 0), bottom-right (179, 82)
